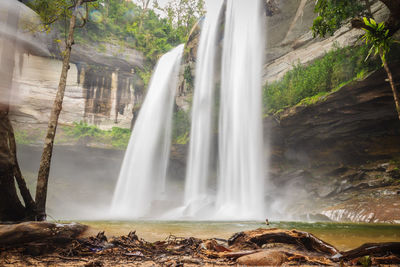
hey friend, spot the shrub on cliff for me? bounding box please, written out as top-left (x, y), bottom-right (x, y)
top-left (263, 44), bottom-right (400, 114)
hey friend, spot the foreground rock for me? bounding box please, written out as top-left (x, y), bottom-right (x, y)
top-left (1, 224), bottom-right (400, 266)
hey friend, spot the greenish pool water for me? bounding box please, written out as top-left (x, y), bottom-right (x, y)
top-left (77, 221), bottom-right (400, 251)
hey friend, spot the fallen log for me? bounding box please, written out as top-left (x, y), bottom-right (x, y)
top-left (373, 255), bottom-right (400, 265)
top-left (340, 242), bottom-right (400, 261)
top-left (0, 222), bottom-right (88, 248)
top-left (228, 228), bottom-right (339, 256)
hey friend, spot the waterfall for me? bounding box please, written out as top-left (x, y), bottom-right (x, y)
top-left (182, 0), bottom-right (266, 220)
top-left (216, 0), bottom-right (266, 219)
top-left (111, 0), bottom-right (267, 221)
top-left (110, 44), bottom-right (184, 219)
top-left (183, 0), bottom-right (224, 217)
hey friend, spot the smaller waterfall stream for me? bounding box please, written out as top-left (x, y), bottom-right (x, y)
top-left (110, 45), bottom-right (184, 219)
top-left (184, 0), bottom-right (224, 217)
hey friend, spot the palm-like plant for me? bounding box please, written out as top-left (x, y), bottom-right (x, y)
top-left (361, 17), bottom-right (400, 120)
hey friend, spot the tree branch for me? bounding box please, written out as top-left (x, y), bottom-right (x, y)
top-left (74, 3), bottom-right (89, 29)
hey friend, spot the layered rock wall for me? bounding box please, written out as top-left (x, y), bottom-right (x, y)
top-left (10, 53), bottom-right (143, 130)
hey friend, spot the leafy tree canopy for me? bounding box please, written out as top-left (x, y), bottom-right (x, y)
top-left (27, 0), bottom-right (204, 63)
top-left (312, 0), bottom-right (366, 37)
top-left (27, 0), bottom-right (99, 30)
top-left (312, 0), bottom-right (400, 38)
top-left (155, 0), bottom-right (205, 39)
top-left (361, 17), bottom-right (394, 62)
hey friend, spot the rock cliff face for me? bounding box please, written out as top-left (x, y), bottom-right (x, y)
top-left (8, 26), bottom-right (145, 130)
top-left (268, 63), bottom-right (400, 167)
top-left (266, 63), bottom-right (400, 223)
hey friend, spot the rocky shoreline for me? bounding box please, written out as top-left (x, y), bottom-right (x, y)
top-left (1, 222), bottom-right (400, 266)
top-left (270, 160), bottom-right (400, 224)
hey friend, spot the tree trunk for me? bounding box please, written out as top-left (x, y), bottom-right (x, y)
top-left (0, 114), bottom-right (26, 222)
top-left (0, 0), bottom-right (36, 222)
top-left (35, 0), bottom-right (83, 221)
top-left (6, 117), bottom-right (36, 215)
top-left (381, 52), bottom-right (400, 120)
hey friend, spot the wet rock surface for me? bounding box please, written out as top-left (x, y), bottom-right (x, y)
top-left (270, 160), bottom-right (400, 223)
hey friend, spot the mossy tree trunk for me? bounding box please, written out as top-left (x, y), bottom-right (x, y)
top-left (35, 0), bottom-right (84, 221)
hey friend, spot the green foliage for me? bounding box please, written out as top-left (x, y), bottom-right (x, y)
top-left (27, 0), bottom-right (70, 27)
top-left (136, 66), bottom-right (153, 87)
top-left (263, 45), bottom-right (382, 114)
top-left (70, 0), bottom-right (203, 87)
top-left (63, 122), bottom-right (131, 149)
top-left (14, 130), bottom-right (32, 145)
top-left (361, 18), bottom-right (394, 63)
top-left (358, 256), bottom-right (372, 267)
top-left (172, 109), bottom-right (191, 144)
top-left (29, 0), bottom-right (203, 76)
top-left (108, 127), bottom-right (131, 149)
top-left (27, 0), bottom-right (99, 31)
top-left (155, 0), bottom-right (205, 39)
top-left (175, 132), bottom-right (190, 145)
top-left (296, 91), bottom-right (330, 107)
top-left (312, 0), bottom-right (366, 37)
top-left (183, 65), bottom-right (194, 91)
top-left (64, 121), bottom-right (102, 138)
top-left (264, 43), bottom-right (400, 114)
top-left (14, 129), bottom-right (43, 145)
top-left (72, 0), bottom-right (203, 63)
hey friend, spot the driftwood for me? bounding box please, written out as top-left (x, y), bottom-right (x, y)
top-left (228, 228), bottom-right (339, 256)
top-left (340, 242), bottom-right (400, 261)
top-left (0, 222), bottom-right (88, 247)
top-left (373, 255), bottom-right (400, 265)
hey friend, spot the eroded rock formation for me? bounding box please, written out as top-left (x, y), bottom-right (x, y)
top-left (267, 63), bottom-right (400, 223)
